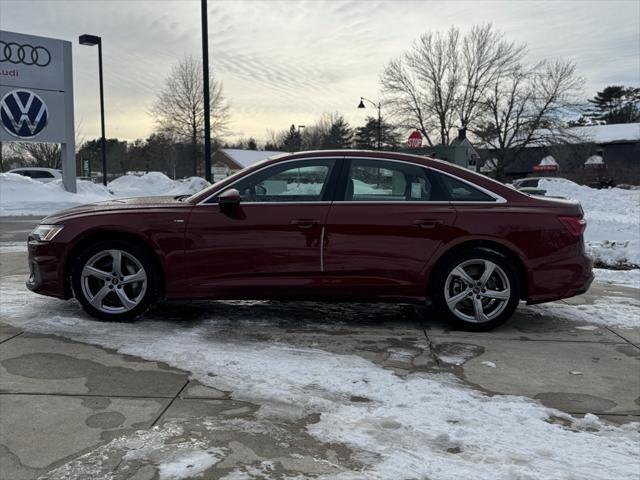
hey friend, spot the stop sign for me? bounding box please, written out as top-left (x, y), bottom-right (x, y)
top-left (407, 130), bottom-right (422, 148)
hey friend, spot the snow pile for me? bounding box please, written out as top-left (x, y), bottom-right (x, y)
top-left (168, 176), bottom-right (210, 196)
top-left (0, 173), bottom-right (112, 215)
top-left (108, 172), bottom-right (210, 198)
top-left (108, 171), bottom-right (177, 197)
top-left (539, 178), bottom-right (640, 268)
top-left (0, 172), bottom-right (210, 216)
top-left (1, 276), bottom-right (639, 480)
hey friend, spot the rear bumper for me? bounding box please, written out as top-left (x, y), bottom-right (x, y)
top-left (26, 241), bottom-right (69, 299)
top-left (526, 253), bottom-right (594, 305)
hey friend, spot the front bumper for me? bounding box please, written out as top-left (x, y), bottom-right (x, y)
top-left (26, 240), bottom-right (69, 299)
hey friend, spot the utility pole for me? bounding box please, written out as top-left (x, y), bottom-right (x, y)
top-left (201, 0), bottom-right (212, 182)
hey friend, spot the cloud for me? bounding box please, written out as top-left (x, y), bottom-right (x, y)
top-left (0, 0), bottom-right (637, 142)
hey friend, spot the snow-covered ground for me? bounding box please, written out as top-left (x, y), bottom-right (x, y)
top-left (1, 275), bottom-right (639, 479)
top-left (539, 178), bottom-right (640, 268)
top-left (594, 268), bottom-right (640, 289)
top-left (0, 172), bottom-right (210, 216)
top-left (525, 295), bottom-right (640, 328)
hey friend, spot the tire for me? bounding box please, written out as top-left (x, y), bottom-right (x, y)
top-left (431, 247), bottom-right (520, 331)
top-left (71, 240), bottom-right (159, 321)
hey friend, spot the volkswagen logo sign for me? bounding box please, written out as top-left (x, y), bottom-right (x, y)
top-left (0, 89), bottom-right (49, 138)
top-left (0, 41), bottom-right (51, 67)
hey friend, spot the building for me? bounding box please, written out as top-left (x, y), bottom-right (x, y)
top-left (211, 149), bottom-right (284, 180)
top-left (400, 128), bottom-right (480, 170)
top-left (478, 123), bottom-right (640, 181)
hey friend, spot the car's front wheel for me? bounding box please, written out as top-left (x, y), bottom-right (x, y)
top-left (432, 248), bottom-right (520, 331)
top-left (72, 241), bottom-right (158, 321)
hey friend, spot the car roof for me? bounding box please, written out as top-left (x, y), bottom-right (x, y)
top-left (9, 167), bottom-right (61, 172)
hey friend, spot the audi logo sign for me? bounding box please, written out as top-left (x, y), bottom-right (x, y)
top-left (0, 29), bottom-right (77, 192)
top-left (0, 89), bottom-right (48, 138)
top-left (0, 41), bottom-right (51, 67)
top-left (1, 30), bottom-right (65, 92)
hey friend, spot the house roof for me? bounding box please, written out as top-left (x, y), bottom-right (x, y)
top-left (482, 123), bottom-right (640, 150)
top-left (539, 155), bottom-right (558, 166)
top-left (221, 149), bottom-right (285, 168)
top-left (585, 155), bottom-right (604, 165)
top-left (570, 123), bottom-right (640, 144)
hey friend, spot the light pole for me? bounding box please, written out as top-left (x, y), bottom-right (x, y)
top-left (201, 0), bottom-right (212, 182)
top-left (358, 97), bottom-right (382, 150)
top-left (297, 124), bottom-right (305, 150)
top-left (79, 34), bottom-right (107, 185)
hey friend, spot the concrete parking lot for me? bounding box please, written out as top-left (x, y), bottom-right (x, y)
top-left (1, 217), bottom-right (638, 479)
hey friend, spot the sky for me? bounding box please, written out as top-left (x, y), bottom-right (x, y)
top-left (1, 0), bottom-right (638, 144)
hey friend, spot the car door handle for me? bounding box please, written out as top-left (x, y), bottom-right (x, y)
top-left (291, 219), bottom-right (320, 229)
top-left (413, 219), bottom-right (444, 228)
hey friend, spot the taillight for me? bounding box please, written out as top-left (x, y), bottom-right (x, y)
top-left (558, 216), bottom-right (587, 236)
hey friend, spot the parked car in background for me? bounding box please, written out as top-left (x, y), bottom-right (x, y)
top-left (512, 177), bottom-right (542, 190)
top-left (8, 167), bottom-right (62, 183)
top-left (27, 151), bottom-right (593, 331)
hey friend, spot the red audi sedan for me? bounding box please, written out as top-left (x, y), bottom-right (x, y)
top-left (27, 151), bottom-right (593, 331)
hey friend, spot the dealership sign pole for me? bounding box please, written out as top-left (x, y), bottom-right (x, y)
top-left (0, 30), bottom-right (76, 192)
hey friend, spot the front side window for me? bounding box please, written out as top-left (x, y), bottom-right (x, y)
top-left (345, 159), bottom-right (446, 202)
top-left (220, 159), bottom-right (335, 203)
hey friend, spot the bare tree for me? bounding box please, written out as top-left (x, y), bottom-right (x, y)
top-left (473, 60), bottom-right (584, 180)
top-left (150, 55), bottom-right (230, 175)
top-left (8, 142), bottom-right (62, 168)
top-left (381, 24), bottom-right (524, 146)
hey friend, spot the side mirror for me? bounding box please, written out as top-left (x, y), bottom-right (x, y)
top-left (218, 188), bottom-right (241, 208)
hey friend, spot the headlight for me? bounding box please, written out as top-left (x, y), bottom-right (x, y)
top-left (30, 225), bottom-right (64, 242)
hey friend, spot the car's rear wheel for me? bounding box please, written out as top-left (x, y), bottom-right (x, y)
top-left (432, 248), bottom-right (520, 331)
top-left (72, 241), bottom-right (158, 321)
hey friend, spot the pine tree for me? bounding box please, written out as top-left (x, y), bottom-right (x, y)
top-left (587, 86), bottom-right (640, 124)
top-left (281, 125), bottom-right (302, 152)
top-left (321, 115), bottom-right (353, 149)
top-left (354, 116), bottom-right (401, 150)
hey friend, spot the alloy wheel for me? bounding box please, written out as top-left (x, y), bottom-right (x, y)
top-left (444, 259), bottom-right (511, 324)
top-left (80, 249), bottom-right (147, 314)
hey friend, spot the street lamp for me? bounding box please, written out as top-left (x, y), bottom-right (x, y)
top-left (358, 96), bottom-right (382, 150)
top-left (79, 34), bottom-right (107, 186)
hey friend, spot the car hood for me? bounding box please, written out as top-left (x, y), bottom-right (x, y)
top-left (42, 196), bottom-right (189, 223)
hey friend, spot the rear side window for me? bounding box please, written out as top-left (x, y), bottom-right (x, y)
top-left (345, 159), bottom-right (448, 202)
top-left (432, 171), bottom-right (496, 202)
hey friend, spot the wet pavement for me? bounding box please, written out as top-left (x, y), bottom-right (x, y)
top-left (1, 216), bottom-right (639, 479)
